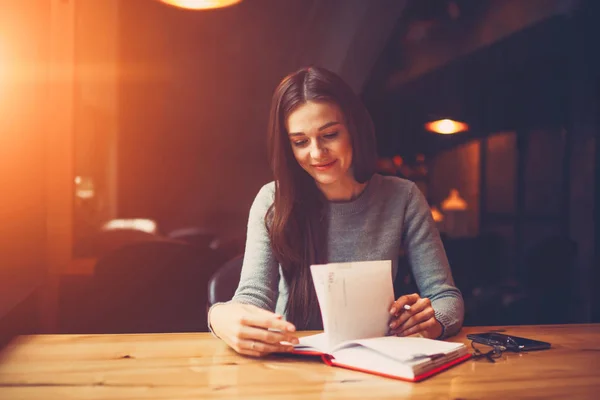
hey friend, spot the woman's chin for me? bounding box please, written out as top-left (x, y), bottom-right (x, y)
top-left (312, 172), bottom-right (341, 186)
top-left (306, 165), bottom-right (354, 186)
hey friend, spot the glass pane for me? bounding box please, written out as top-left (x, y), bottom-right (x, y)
top-left (524, 129), bottom-right (565, 215)
top-left (429, 140), bottom-right (481, 237)
top-left (485, 132), bottom-right (516, 214)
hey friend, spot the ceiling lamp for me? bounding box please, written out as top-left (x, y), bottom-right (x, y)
top-left (158, 0), bottom-right (242, 10)
top-left (425, 119), bottom-right (469, 135)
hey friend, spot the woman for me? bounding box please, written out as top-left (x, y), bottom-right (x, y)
top-left (209, 66), bottom-right (464, 357)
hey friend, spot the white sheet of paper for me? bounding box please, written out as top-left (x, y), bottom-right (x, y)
top-left (296, 332), bottom-right (328, 353)
top-left (310, 264), bottom-right (330, 332)
top-left (310, 260), bottom-right (394, 350)
top-left (334, 336), bottom-right (465, 361)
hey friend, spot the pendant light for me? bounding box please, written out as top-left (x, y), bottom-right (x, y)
top-left (158, 0), bottom-right (242, 11)
top-left (425, 119), bottom-right (469, 135)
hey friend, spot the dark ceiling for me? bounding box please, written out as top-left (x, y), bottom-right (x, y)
top-left (362, 0), bottom-right (580, 158)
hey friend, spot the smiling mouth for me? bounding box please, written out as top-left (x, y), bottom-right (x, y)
top-left (312, 160), bottom-right (337, 170)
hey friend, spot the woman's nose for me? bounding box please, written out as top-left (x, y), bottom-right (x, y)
top-left (310, 142), bottom-right (327, 159)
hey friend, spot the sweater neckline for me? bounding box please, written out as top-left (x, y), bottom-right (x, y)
top-left (327, 174), bottom-right (380, 216)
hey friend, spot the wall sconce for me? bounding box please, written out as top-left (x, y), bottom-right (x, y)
top-left (158, 0), bottom-right (242, 10)
top-left (441, 189), bottom-right (469, 238)
top-left (441, 189), bottom-right (468, 211)
top-left (425, 119), bottom-right (469, 134)
top-left (74, 176), bottom-right (95, 199)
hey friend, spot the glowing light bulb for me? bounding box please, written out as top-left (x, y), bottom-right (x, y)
top-left (158, 0), bottom-right (242, 10)
top-left (425, 119), bottom-right (469, 134)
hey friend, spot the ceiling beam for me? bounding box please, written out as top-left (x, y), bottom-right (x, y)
top-left (387, 0), bottom-right (579, 90)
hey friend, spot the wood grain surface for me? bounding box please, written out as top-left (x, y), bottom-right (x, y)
top-left (1, 324), bottom-right (599, 399)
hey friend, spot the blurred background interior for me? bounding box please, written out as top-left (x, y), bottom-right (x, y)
top-left (1, 0), bottom-right (598, 339)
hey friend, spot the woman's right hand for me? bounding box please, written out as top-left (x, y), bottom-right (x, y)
top-left (209, 303), bottom-right (299, 357)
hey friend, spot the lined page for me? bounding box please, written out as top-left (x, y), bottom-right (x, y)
top-left (310, 264), bottom-right (331, 332)
top-left (334, 336), bottom-right (466, 360)
top-left (295, 333), bottom-right (328, 353)
top-left (330, 337), bottom-right (468, 380)
top-left (311, 260), bottom-right (394, 350)
top-left (331, 346), bottom-right (416, 380)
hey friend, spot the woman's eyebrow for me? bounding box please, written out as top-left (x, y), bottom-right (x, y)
top-left (288, 121), bottom-right (340, 136)
top-left (318, 121), bottom-right (340, 131)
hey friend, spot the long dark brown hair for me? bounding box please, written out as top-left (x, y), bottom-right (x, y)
top-left (266, 66), bottom-right (377, 328)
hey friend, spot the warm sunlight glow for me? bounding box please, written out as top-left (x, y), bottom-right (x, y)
top-left (425, 119), bottom-right (469, 134)
top-left (158, 0), bottom-right (242, 10)
top-left (0, 42), bottom-right (5, 101)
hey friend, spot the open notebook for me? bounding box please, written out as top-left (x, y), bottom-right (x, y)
top-left (290, 260), bottom-right (470, 382)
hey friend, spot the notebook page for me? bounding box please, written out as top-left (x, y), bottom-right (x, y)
top-left (294, 333), bottom-right (328, 353)
top-left (311, 260), bottom-right (394, 350)
top-left (330, 338), bottom-right (467, 380)
top-left (310, 264), bottom-right (330, 332)
top-left (331, 346), bottom-right (416, 380)
top-left (332, 336), bottom-right (465, 360)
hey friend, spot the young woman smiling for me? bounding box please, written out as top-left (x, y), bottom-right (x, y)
top-left (208, 66), bottom-right (464, 357)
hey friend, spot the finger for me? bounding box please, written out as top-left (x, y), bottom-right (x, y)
top-left (389, 297), bottom-right (430, 330)
top-left (394, 306), bottom-right (435, 335)
top-left (223, 335), bottom-right (263, 357)
top-left (240, 313), bottom-right (296, 333)
top-left (397, 318), bottom-right (437, 337)
top-left (236, 339), bottom-right (294, 355)
top-left (236, 348), bottom-right (279, 358)
top-left (236, 348), bottom-right (263, 357)
top-left (238, 325), bottom-right (299, 345)
top-left (389, 293), bottom-right (421, 315)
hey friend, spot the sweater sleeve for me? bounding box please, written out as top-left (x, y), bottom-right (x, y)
top-left (207, 183), bottom-right (281, 336)
top-left (230, 183), bottom-right (280, 310)
top-left (401, 182), bottom-right (464, 338)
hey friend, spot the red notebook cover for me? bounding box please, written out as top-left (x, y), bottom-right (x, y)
top-left (293, 349), bottom-right (472, 382)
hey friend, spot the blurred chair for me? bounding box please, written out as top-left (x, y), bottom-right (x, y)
top-left (442, 233), bottom-right (508, 297)
top-left (66, 241), bottom-right (221, 334)
top-left (208, 254), bottom-right (243, 308)
top-left (213, 235), bottom-right (246, 265)
top-left (167, 226), bottom-right (220, 251)
top-left (441, 232), bottom-right (511, 326)
top-left (73, 228), bottom-right (171, 259)
top-left (524, 235), bottom-right (578, 324)
top-left (525, 235), bottom-right (577, 291)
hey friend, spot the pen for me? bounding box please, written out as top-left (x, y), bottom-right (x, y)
top-left (390, 304), bottom-right (412, 317)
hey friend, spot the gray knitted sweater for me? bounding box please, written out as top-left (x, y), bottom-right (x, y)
top-left (224, 174), bottom-right (464, 338)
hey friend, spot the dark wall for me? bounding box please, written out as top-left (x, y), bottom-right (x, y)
top-left (117, 0), bottom-right (314, 238)
top-left (364, 2), bottom-right (598, 324)
top-left (115, 0), bottom-right (405, 240)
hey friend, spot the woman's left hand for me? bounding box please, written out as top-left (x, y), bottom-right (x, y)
top-left (388, 293), bottom-right (443, 339)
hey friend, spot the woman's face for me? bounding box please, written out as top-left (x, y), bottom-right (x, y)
top-left (285, 101), bottom-right (354, 188)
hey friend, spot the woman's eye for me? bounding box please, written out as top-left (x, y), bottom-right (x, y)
top-left (293, 140), bottom-right (308, 147)
top-left (323, 132), bottom-right (339, 140)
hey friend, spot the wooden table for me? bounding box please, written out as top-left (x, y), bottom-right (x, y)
top-left (1, 325), bottom-right (599, 399)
